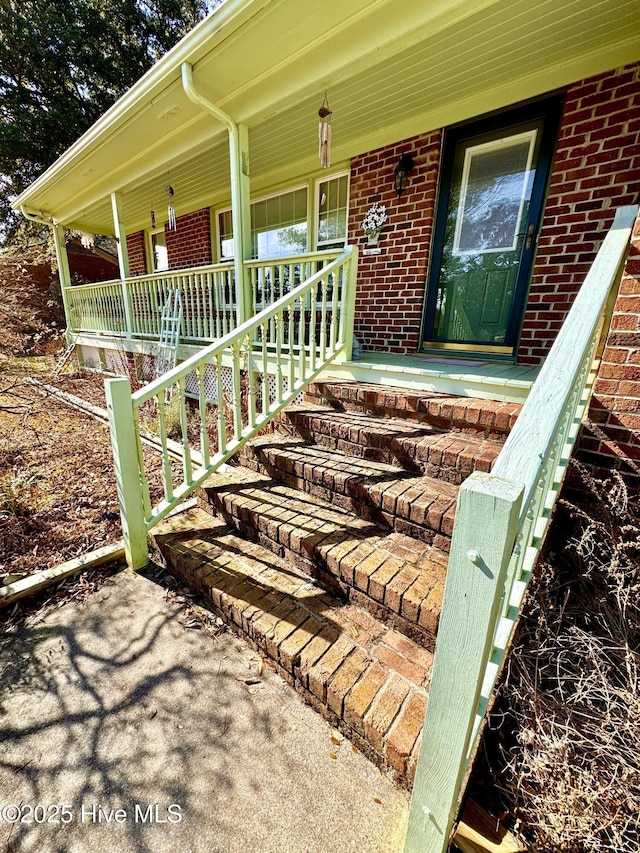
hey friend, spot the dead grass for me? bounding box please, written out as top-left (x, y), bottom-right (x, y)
top-left (481, 464), bottom-right (640, 852)
top-left (0, 360), bottom-right (169, 580)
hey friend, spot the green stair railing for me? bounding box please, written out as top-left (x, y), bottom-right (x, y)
top-left (105, 246), bottom-right (358, 568)
top-left (405, 205), bottom-right (638, 853)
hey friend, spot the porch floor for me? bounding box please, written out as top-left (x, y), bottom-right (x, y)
top-left (321, 352), bottom-right (540, 404)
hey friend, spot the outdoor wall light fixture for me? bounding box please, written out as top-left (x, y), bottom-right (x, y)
top-left (393, 153), bottom-right (415, 197)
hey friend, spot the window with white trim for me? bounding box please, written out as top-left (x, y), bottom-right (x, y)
top-left (316, 173), bottom-right (349, 250)
top-left (217, 187), bottom-right (308, 261)
top-left (252, 187), bottom-right (308, 258)
top-left (218, 210), bottom-right (234, 261)
top-left (149, 228), bottom-right (168, 272)
top-left (216, 175), bottom-right (349, 260)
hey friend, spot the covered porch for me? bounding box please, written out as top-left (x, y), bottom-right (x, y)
top-left (65, 249), bottom-right (539, 403)
top-left (12, 0), bottom-right (639, 406)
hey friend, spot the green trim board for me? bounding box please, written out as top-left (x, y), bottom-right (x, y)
top-left (319, 351), bottom-right (540, 403)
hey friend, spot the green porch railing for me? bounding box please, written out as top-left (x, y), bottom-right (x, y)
top-left (66, 262), bottom-right (236, 341)
top-left (65, 250), bottom-right (343, 345)
top-left (105, 246), bottom-right (358, 568)
top-left (404, 205), bottom-right (638, 853)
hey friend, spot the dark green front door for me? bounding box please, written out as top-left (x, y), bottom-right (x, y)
top-left (422, 99), bottom-right (561, 356)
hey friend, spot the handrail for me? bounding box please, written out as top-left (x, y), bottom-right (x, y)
top-left (105, 246), bottom-right (358, 568)
top-left (404, 205), bottom-right (638, 853)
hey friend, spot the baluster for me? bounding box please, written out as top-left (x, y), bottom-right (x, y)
top-left (297, 290), bottom-right (306, 381)
top-left (133, 405), bottom-right (152, 520)
top-left (115, 288), bottom-right (122, 330)
top-left (177, 376), bottom-right (192, 485)
top-left (226, 268), bottom-right (231, 333)
top-left (156, 394), bottom-right (174, 502)
top-left (269, 313), bottom-right (276, 346)
top-left (275, 314), bottom-right (283, 406)
top-left (155, 278), bottom-right (163, 337)
top-left (182, 276), bottom-right (189, 338)
top-left (193, 275), bottom-right (200, 339)
top-left (319, 273), bottom-right (328, 362)
top-left (308, 284), bottom-right (317, 373)
top-left (231, 341), bottom-right (243, 437)
top-left (197, 363), bottom-right (210, 467)
top-left (261, 322), bottom-right (269, 414)
top-left (198, 274), bottom-right (205, 340)
top-left (212, 271), bottom-right (221, 338)
top-left (138, 280), bottom-right (144, 335)
top-left (129, 282), bottom-right (136, 334)
top-left (288, 301), bottom-right (296, 391)
top-left (246, 333), bottom-right (257, 431)
top-left (231, 268), bottom-right (237, 331)
top-left (252, 266), bottom-right (258, 316)
top-left (204, 271), bottom-right (214, 340)
top-left (215, 353), bottom-right (226, 455)
top-left (329, 267), bottom-right (340, 352)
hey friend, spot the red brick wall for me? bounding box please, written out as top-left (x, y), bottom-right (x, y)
top-left (518, 64), bottom-right (640, 364)
top-left (347, 64), bottom-right (640, 360)
top-left (165, 208), bottom-right (212, 269)
top-left (68, 252), bottom-right (118, 283)
top-left (126, 230), bottom-right (147, 276)
top-left (578, 210), bottom-right (640, 477)
top-left (348, 132), bottom-right (441, 353)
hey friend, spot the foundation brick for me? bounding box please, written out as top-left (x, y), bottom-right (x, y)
top-left (343, 663), bottom-right (389, 733)
top-left (326, 648), bottom-right (372, 716)
top-left (385, 692), bottom-right (428, 775)
top-left (364, 674), bottom-right (411, 755)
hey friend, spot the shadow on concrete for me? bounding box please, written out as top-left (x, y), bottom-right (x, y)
top-left (0, 566), bottom-right (408, 853)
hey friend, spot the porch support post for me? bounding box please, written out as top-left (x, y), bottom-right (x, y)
top-left (181, 62), bottom-right (251, 326)
top-left (230, 122), bottom-right (252, 325)
top-left (111, 191), bottom-right (134, 337)
top-left (51, 224), bottom-right (73, 339)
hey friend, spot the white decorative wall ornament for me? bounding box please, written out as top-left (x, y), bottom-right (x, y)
top-left (361, 202), bottom-right (387, 244)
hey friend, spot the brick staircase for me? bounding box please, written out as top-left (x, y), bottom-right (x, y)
top-left (152, 380), bottom-right (521, 785)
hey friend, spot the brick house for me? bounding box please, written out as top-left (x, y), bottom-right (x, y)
top-left (11, 1), bottom-right (640, 848)
top-left (13, 0), bottom-right (639, 474)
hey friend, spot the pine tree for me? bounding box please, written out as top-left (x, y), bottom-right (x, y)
top-left (0, 0), bottom-right (211, 246)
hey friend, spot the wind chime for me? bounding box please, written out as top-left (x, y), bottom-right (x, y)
top-left (318, 90), bottom-right (332, 169)
top-left (166, 184), bottom-right (177, 231)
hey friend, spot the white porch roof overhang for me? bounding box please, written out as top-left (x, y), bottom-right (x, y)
top-left (13, 0), bottom-right (640, 235)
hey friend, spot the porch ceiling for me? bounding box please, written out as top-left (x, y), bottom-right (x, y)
top-left (14, 0), bottom-right (640, 235)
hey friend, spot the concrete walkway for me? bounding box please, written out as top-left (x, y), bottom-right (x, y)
top-left (0, 567), bottom-right (409, 853)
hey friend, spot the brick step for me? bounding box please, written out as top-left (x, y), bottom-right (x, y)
top-left (152, 507), bottom-right (433, 784)
top-left (198, 466), bottom-right (448, 648)
top-left (304, 379), bottom-right (521, 439)
top-left (273, 403), bottom-right (502, 484)
top-left (237, 433), bottom-right (457, 547)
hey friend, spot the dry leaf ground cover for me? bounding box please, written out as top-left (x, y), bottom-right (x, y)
top-left (0, 358), bottom-right (167, 581)
top-left (474, 467), bottom-right (640, 852)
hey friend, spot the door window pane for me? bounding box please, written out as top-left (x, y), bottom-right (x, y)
top-left (453, 131), bottom-right (536, 255)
